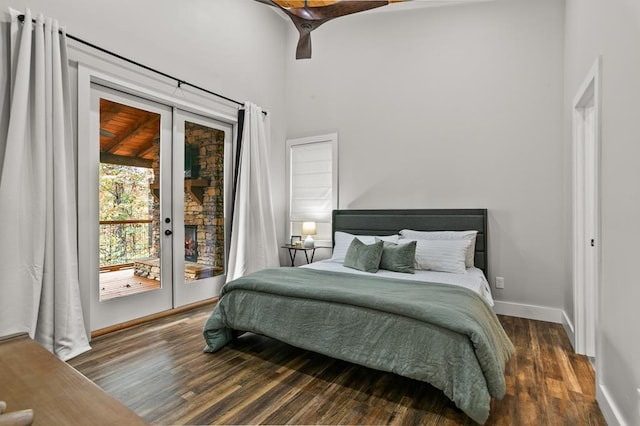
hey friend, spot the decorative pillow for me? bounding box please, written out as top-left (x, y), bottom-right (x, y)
top-left (331, 231), bottom-right (399, 263)
top-left (411, 239), bottom-right (471, 274)
top-left (399, 230), bottom-right (478, 268)
top-left (376, 238), bottom-right (417, 274)
top-left (343, 238), bottom-right (384, 273)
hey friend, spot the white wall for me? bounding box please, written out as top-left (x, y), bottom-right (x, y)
top-left (0, 0), bottom-right (289, 263)
top-left (0, 0), bottom-right (286, 112)
top-left (284, 0), bottom-right (566, 310)
top-left (564, 0), bottom-right (640, 424)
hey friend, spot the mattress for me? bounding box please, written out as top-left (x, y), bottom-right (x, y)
top-left (302, 259), bottom-right (495, 307)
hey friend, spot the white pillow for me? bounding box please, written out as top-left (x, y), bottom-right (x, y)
top-left (411, 239), bottom-right (471, 274)
top-left (399, 229), bottom-right (478, 268)
top-left (332, 231), bottom-right (399, 263)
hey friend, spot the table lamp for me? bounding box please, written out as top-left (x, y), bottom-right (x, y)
top-left (302, 222), bottom-right (316, 248)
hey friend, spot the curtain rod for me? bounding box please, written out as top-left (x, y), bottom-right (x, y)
top-left (17, 14), bottom-right (266, 115)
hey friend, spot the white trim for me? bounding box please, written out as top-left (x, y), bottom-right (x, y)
top-left (572, 57), bottom-right (601, 107)
top-left (492, 301), bottom-right (565, 324)
top-left (77, 66), bottom-right (93, 338)
top-left (572, 56), bottom-right (602, 357)
top-left (68, 42), bottom-right (239, 124)
top-left (83, 66), bottom-right (237, 125)
top-left (562, 310), bottom-right (576, 350)
top-left (597, 384), bottom-right (626, 426)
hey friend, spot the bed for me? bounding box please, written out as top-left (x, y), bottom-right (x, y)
top-left (203, 209), bottom-right (514, 424)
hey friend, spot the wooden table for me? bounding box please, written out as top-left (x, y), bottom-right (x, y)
top-left (0, 333), bottom-right (146, 425)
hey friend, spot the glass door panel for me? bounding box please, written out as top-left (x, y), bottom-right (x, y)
top-left (90, 85), bottom-right (173, 330)
top-left (173, 110), bottom-right (233, 307)
top-left (98, 98), bottom-right (160, 301)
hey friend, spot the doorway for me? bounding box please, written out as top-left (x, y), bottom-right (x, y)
top-left (88, 84), bottom-right (232, 330)
top-left (572, 58), bottom-right (601, 358)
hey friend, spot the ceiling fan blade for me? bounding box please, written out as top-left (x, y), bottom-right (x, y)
top-left (308, 1), bottom-right (390, 20)
top-left (270, 1), bottom-right (390, 22)
top-left (255, 0), bottom-right (399, 59)
top-left (296, 31), bottom-right (312, 59)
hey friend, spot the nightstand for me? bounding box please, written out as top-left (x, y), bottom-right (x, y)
top-left (281, 244), bottom-right (316, 266)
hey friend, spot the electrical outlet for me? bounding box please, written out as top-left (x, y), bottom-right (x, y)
top-left (495, 277), bottom-right (505, 289)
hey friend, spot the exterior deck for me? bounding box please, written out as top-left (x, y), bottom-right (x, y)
top-left (99, 268), bottom-right (160, 301)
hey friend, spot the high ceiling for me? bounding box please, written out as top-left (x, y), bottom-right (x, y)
top-left (99, 99), bottom-right (159, 168)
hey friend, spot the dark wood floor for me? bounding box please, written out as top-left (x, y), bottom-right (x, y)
top-left (69, 305), bottom-right (606, 425)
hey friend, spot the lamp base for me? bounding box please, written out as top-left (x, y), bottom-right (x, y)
top-left (303, 235), bottom-right (315, 248)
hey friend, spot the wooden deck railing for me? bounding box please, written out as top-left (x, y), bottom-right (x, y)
top-left (99, 219), bottom-right (153, 225)
top-left (99, 219), bottom-right (153, 270)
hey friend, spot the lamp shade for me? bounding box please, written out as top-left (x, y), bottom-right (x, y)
top-left (302, 222), bottom-right (317, 236)
top-left (302, 222), bottom-right (316, 248)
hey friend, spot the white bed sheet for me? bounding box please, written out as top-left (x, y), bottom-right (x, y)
top-left (301, 260), bottom-right (494, 307)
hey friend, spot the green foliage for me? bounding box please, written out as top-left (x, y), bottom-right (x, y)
top-left (99, 163), bottom-right (154, 221)
top-left (99, 164), bottom-right (155, 267)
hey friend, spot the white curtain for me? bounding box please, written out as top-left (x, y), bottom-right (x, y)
top-left (227, 102), bottom-right (279, 281)
top-left (0, 9), bottom-right (90, 360)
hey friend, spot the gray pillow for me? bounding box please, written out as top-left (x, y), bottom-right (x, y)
top-left (376, 238), bottom-right (417, 274)
top-left (343, 238), bottom-right (384, 273)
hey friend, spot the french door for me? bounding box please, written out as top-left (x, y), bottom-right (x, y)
top-left (172, 110), bottom-right (232, 307)
top-left (88, 84), bottom-right (232, 330)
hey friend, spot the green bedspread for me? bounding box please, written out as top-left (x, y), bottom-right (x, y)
top-left (203, 267), bottom-right (514, 424)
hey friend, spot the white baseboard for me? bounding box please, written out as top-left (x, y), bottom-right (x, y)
top-left (561, 310), bottom-right (576, 350)
top-left (493, 300), bottom-right (564, 323)
top-left (597, 384), bottom-right (626, 426)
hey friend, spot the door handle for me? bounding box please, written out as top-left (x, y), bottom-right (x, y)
top-left (165, 229), bottom-right (173, 236)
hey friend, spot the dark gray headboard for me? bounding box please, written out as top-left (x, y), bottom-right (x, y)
top-left (332, 209), bottom-right (488, 275)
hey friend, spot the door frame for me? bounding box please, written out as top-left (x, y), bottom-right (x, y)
top-left (78, 64), bottom-right (238, 334)
top-left (572, 56), bottom-right (602, 358)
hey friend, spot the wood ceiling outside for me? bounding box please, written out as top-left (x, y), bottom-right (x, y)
top-left (273, 0), bottom-right (404, 7)
top-left (100, 99), bottom-right (159, 168)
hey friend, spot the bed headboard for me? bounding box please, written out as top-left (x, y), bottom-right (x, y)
top-left (332, 209), bottom-right (488, 275)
